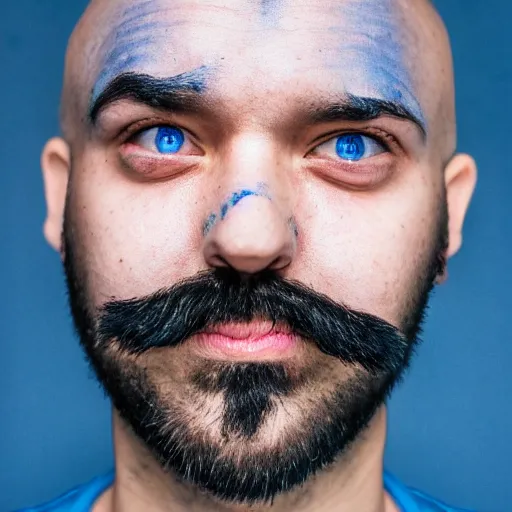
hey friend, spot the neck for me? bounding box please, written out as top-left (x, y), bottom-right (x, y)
top-left (94, 407), bottom-right (397, 512)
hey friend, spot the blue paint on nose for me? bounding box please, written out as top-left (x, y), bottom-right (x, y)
top-left (220, 189), bottom-right (259, 220)
top-left (203, 185), bottom-right (271, 236)
top-left (203, 213), bottom-right (218, 235)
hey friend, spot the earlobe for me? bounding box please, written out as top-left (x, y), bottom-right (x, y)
top-left (445, 153), bottom-right (477, 258)
top-left (41, 137), bottom-right (70, 253)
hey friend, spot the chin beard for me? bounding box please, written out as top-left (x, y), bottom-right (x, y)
top-left (97, 352), bottom-right (396, 504)
top-left (61, 196), bottom-right (448, 504)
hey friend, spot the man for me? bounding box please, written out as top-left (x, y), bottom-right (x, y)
top-left (28, 0), bottom-right (477, 510)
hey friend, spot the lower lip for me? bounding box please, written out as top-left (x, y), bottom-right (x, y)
top-left (194, 331), bottom-right (297, 360)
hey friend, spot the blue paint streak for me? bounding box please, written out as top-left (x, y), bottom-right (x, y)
top-left (220, 189), bottom-right (258, 220)
top-left (260, 0), bottom-right (283, 27)
top-left (331, 0), bottom-right (426, 129)
top-left (203, 185), bottom-right (271, 235)
top-left (203, 214), bottom-right (218, 235)
top-left (91, 0), bottom-right (180, 103)
top-left (288, 217), bottom-right (299, 238)
top-left (123, 0), bottom-right (155, 16)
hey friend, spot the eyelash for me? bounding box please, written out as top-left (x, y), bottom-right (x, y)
top-left (117, 121), bottom-right (402, 188)
top-left (121, 122), bottom-right (400, 159)
top-left (119, 118), bottom-right (186, 143)
top-left (307, 129), bottom-right (398, 156)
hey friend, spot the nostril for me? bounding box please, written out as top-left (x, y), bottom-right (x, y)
top-left (269, 254), bottom-right (292, 271)
top-left (206, 250), bottom-right (231, 268)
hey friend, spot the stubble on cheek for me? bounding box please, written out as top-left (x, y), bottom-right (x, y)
top-left (65, 157), bottom-right (205, 307)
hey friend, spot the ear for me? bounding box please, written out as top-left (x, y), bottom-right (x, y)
top-left (445, 153), bottom-right (477, 258)
top-left (41, 137), bottom-right (70, 252)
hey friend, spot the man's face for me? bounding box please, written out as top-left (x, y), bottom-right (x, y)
top-left (59, 0), bottom-right (452, 505)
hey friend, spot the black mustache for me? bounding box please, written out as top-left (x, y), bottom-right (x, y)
top-left (97, 268), bottom-right (408, 374)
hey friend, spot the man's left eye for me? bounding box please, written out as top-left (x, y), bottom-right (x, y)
top-left (132, 126), bottom-right (187, 154)
top-left (314, 133), bottom-right (386, 162)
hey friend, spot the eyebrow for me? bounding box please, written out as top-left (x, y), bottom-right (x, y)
top-left (310, 94), bottom-right (427, 139)
top-left (89, 71), bottom-right (427, 139)
top-left (88, 66), bottom-right (210, 124)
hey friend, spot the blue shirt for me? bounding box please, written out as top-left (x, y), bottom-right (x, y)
top-left (18, 471), bottom-right (472, 512)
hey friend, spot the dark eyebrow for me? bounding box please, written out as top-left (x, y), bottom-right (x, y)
top-left (310, 94), bottom-right (427, 139)
top-left (88, 66), bottom-right (210, 124)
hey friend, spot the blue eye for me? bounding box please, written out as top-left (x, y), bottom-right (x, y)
top-left (155, 127), bottom-right (185, 153)
top-left (134, 126), bottom-right (186, 154)
top-left (336, 134), bottom-right (385, 161)
top-left (315, 133), bottom-right (386, 162)
top-left (336, 134), bottom-right (366, 161)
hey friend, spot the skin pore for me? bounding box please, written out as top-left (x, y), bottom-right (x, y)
top-left (41, 0), bottom-right (476, 511)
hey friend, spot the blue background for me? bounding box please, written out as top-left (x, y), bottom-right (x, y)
top-left (1, 1), bottom-right (510, 511)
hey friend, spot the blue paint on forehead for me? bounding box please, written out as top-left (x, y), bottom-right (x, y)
top-left (92, 0), bottom-right (176, 102)
top-left (203, 184), bottom-right (272, 236)
top-left (332, 0), bottom-right (426, 128)
top-left (260, 0), bottom-right (283, 27)
top-left (90, 0), bottom-right (425, 132)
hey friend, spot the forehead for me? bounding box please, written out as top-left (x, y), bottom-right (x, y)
top-left (90, 0), bottom-right (424, 124)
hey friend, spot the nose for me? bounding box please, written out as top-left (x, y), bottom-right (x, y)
top-left (203, 191), bottom-right (296, 274)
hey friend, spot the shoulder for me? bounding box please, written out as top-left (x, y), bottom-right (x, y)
top-left (384, 472), bottom-right (474, 512)
top-left (15, 473), bottom-right (114, 512)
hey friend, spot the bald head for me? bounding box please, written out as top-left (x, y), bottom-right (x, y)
top-left (60, 0), bottom-right (455, 158)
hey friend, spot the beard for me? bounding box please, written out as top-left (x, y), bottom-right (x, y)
top-left (62, 198), bottom-right (448, 505)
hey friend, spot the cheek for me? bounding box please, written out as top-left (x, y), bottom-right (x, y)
top-left (69, 150), bottom-right (441, 325)
top-left (293, 175), bottom-right (440, 327)
top-left (68, 156), bottom-right (207, 304)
